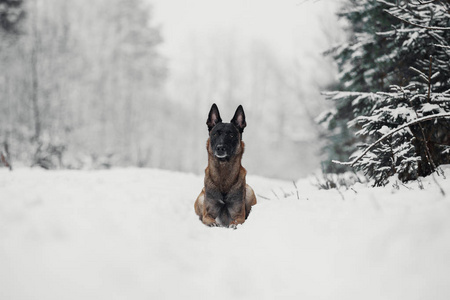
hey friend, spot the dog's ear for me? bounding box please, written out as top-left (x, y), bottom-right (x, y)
top-left (206, 103), bottom-right (222, 132)
top-left (231, 105), bottom-right (246, 133)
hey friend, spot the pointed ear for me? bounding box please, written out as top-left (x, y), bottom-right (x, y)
top-left (231, 105), bottom-right (246, 133)
top-left (206, 103), bottom-right (222, 132)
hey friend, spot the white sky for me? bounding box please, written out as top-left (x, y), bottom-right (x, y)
top-left (148, 0), bottom-right (340, 59)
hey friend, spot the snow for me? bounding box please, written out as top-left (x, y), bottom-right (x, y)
top-left (378, 125), bottom-right (390, 135)
top-left (1, 167), bottom-right (450, 300)
top-left (402, 31), bottom-right (419, 48)
top-left (421, 103), bottom-right (443, 114)
top-left (390, 106), bottom-right (415, 121)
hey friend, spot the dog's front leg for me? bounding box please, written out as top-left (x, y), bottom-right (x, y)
top-left (202, 190), bottom-right (222, 227)
top-left (195, 189), bottom-right (217, 226)
top-left (202, 214), bottom-right (218, 226)
top-left (229, 203), bottom-right (246, 227)
top-left (227, 188), bottom-right (246, 226)
top-left (202, 203), bottom-right (218, 226)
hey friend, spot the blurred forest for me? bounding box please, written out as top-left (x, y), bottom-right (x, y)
top-left (0, 0), bottom-right (340, 179)
top-left (1, 0), bottom-right (167, 169)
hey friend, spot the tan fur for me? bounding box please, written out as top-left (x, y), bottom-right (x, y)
top-left (194, 139), bottom-right (257, 226)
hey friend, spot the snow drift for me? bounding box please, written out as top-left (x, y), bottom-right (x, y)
top-left (0, 167), bottom-right (449, 299)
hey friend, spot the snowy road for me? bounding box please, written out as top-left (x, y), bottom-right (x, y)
top-left (1, 168), bottom-right (449, 300)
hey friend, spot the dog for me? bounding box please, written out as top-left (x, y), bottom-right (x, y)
top-left (194, 103), bottom-right (257, 227)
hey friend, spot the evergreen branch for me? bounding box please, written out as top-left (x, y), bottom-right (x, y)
top-left (434, 44), bottom-right (450, 49)
top-left (431, 99), bottom-right (450, 103)
top-left (431, 91), bottom-right (450, 102)
top-left (409, 66), bottom-right (428, 82)
top-left (376, 28), bottom-right (418, 36)
top-left (415, 0), bottom-right (436, 4)
top-left (383, 9), bottom-right (450, 30)
top-left (429, 32), bottom-right (450, 48)
top-left (376, 0), bottom-right (395, 7)
top-left (332, 112), bottom-right (450, 167)
top-left (322, 91), bottom-right (379, 100)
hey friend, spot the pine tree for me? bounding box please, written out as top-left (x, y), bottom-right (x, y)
top-left (318, 0), bottom-right (400, 174)
top-left (321, 0), bottom-right (450, 186)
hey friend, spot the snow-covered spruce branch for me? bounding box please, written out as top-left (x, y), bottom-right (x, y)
top-left (377, 0), bottom-right (436, 7)
top-left (333, 112), bottom-right (450, 167)
top-left (383, 9), bottom-right (450, 31)
top-left (435, 44), bottom-right (450, 49)
top-left (376, 0), bottom-right (395, 7)
top-left (415, 0), bottom-right (437, 4)
top-left (322, 91), bottom-right (379, 100)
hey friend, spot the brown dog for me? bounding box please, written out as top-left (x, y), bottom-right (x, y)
top-left (194, 104), bottom-right (257, 227)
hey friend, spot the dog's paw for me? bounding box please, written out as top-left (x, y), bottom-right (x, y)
top-left (228, 224), bottom-right (238, 230)
top-left (208, 222), bottom-right (219, 227)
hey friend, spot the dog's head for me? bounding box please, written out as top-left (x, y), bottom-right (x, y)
top-left (206, 103), bottom-right (246, 161)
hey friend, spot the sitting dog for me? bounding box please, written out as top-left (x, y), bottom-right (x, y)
top-left (194, 103), bottom-right (257, 227)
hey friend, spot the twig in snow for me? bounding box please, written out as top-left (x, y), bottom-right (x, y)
top-left (400, 182), bottom-right (412, 190)
top-left (392, 181), bottom-right (400, 190)
top-left (279, 187), bottom-right (293, 198)
top-left (257, 194), bottom-right (272, 201)
top-left (431, 173), bottom-right (446, 196)
top-left (417, 178), bottom-right (424, 190)
top-left (292, 181), bottom-right (300, 200)
top-left (271, 189), bottom-right (280, 200)
top-left (336, 188), bottom-right (345, 201)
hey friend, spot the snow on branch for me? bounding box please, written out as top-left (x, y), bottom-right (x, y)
top-left (322, 91), bottom-right (379, 101)
top-left (409, 66), bottom-right (429, 83)
top-left (333, 112), bottom-right (450, 167)
top-left (416, 0), bottom-right (436, 4)
top-left (376, 0), bottom-right (395, 7)
top-left (383, 9), bottom-right (450, 31)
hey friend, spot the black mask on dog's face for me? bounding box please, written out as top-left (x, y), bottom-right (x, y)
top-left (206, 104), bottom-right (246, 161)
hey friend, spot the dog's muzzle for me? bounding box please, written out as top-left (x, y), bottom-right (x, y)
top-left (214, 145), bottom-right (228, 160)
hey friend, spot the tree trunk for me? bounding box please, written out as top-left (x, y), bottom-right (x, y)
top-left (30, 0), bottom-right (41, 141)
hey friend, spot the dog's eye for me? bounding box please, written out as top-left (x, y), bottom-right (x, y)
top-left (229, 134), bottom-right (234, 138)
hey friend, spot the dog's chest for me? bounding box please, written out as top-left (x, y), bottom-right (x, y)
top-left (205, 186), bottom-right (245, 205)
top-left (223, 189), bottom-right (245, 203)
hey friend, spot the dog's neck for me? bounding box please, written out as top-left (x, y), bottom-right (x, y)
top-left (206, 140), bottom-right (246, 192)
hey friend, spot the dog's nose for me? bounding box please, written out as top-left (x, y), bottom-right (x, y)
top-left (216, 145), bottom-right (226, 152)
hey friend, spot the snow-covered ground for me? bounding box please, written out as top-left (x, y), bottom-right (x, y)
top-left (1, 167), bottom-right (449, 300)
